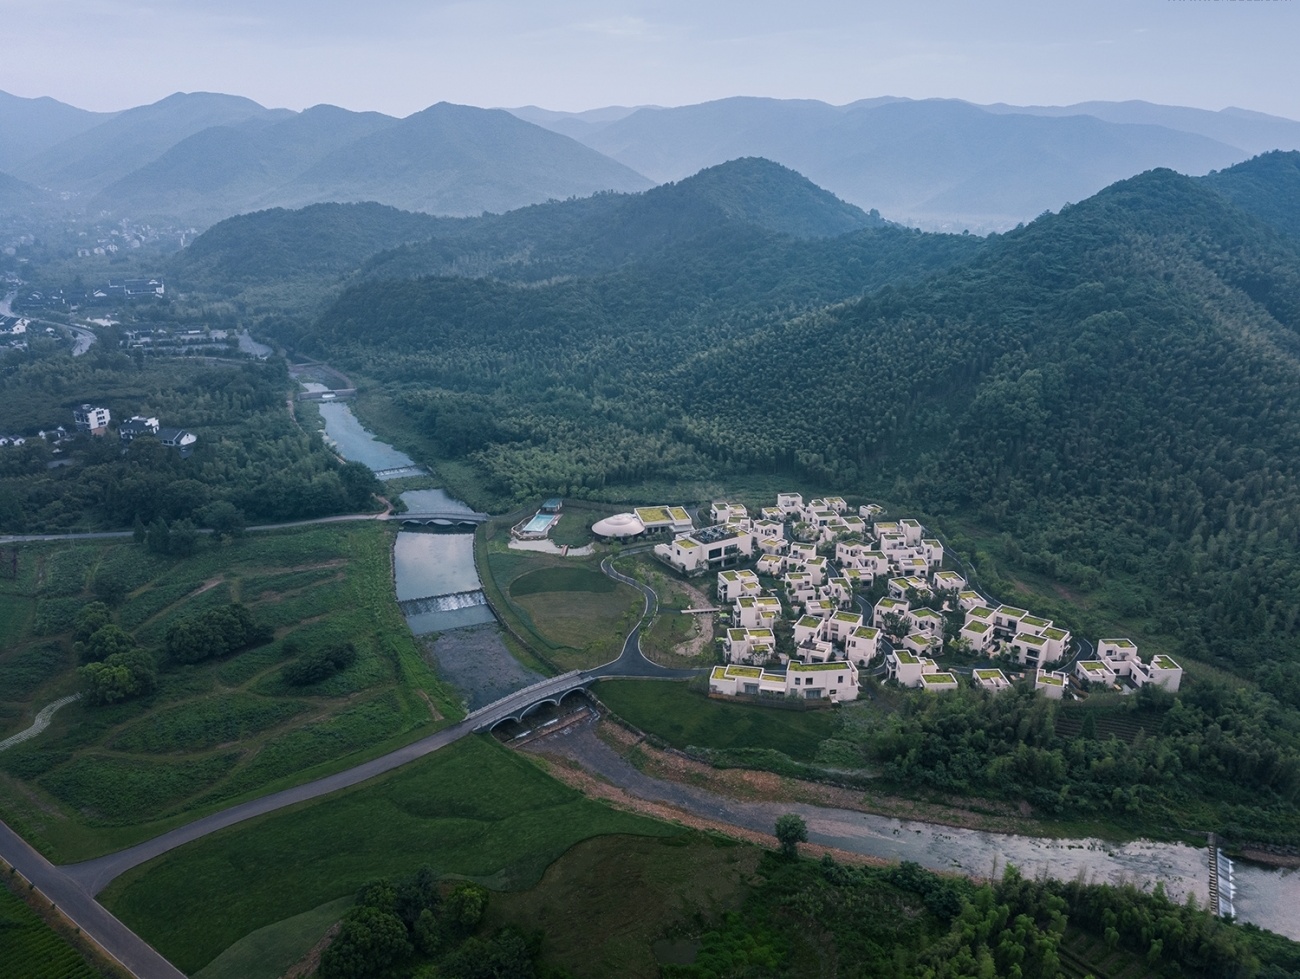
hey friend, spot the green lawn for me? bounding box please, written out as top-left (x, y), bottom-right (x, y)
top-left (193, 895), bottom-right (354, 979)
top-left (100, 736), bottom-right (679, 975)
top-left (595, 679), bottom-right (842, 763)
top-left (481, 526), bottom-right (642, 671)
top-left (0, 524), bottom-right (463, 862)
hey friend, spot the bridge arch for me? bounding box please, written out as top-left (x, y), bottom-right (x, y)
top-left (479, 681), bottom-right (593, 733)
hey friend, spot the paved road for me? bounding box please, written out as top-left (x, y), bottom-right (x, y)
top-left (0, 821), bottom-right (186, 979)
top-left (591, 552), bottom-right (707, 680)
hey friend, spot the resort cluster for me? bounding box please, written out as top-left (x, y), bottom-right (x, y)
top-left (592, 493), bottom-right (1182, 703)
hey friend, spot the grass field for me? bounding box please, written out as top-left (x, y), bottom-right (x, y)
top-left (100, 736), bottom-right (679, 975)
top-left (480, 522), bottom-right (642, 671)
top-left (595, 679), bottom-right (842, 763)
top-left (0, 882), bottom-right (106, 979)
top-left (193, 895), bottom-right (354, 979)
top-left (0, 523), bottom-right (463, 862)
top-left (616, 555), bottom-right (718, 667)
top-left (484, 832), bottom-right (760, 979)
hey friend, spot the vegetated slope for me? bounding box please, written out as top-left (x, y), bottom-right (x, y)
top-left (174, 202), bottom-right (455, 286)
top-left (359, 157), bottom-right (886, 281)
top-left (555, 96), bottom-right (1248, 230)
top-left (12, 92), bottom-right (290, 194)
top-left (306, 166), bottom-right (1300, 682)
top-left (1203, 149), bottom-right (1300, 240)
top-left (0, 89), bottom-right (113, 173)
top-left (679, 168), bottom-right (1300, 676)
top-left (0, 171), bottom-right (50, 211)
top-left (92, 104), bottom-right (399, 226)
top-left (266, 102), bottom-right (652, 217)
top-left (294, 212), bottom-right (983, 494)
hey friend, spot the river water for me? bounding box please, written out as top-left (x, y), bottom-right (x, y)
top-left (312, 400), bottom-right (490, 634)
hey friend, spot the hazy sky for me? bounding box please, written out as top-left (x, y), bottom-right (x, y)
top-left (2, 0), bottom-right (1298, 119)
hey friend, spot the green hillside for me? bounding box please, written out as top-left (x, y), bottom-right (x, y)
top-left (287, 167), bottom-right (1300, 686)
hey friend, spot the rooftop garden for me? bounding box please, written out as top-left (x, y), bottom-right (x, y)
top-left (922, 673), bottom-right (957, 685)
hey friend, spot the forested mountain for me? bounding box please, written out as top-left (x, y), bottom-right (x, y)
top-left (1203, 150), bottom-right (1300, 240)
top-left (174, 202), bottom-right (453, 285)
top-left (521, 96), bottom-right (1253, 230)
top-left (287, 165), bottom-right (1300, 685)
top-left (92, 102), bottom-right (652, 225)
top-left (0, 89), bottom-right (114, 173)
top-left (91, 104), bottom-right (399, 225)
top-left (11, 92), bottom-right (290, 194)
top-left (357, 158), bottom-right (885, 282)
top-left (172, 158), bottom-right (887, 294)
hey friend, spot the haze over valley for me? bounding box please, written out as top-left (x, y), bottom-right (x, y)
top-left (4, 5), bottom-right (1300, 975)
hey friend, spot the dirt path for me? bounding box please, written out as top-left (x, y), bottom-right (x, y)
top-left (0, 694), bottom-right (81, 752)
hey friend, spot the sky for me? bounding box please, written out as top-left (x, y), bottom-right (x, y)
top-left (2, 0), bottom-right (1299, 119)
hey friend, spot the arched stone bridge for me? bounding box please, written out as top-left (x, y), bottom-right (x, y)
top-left (387, 509), bottom-right (489, 527)
top-left (466, 671), bottom-right (594, 732)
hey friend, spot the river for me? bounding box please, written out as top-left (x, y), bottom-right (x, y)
top-left (307, 396), bottom-right (1299, 938)
top-left (313, 399), bottom-right (491, 634)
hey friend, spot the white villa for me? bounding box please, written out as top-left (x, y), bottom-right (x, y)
top-left (709, 661), bottom-right (859, 701)
top-left (655, 523), bottom-right (754, 575)
top-left (1035, 669), bottom-right (1070, 700)
top-left (973, 668), bottom-right (1011, 693)
top-left (717, 569), bottom-right (761, 603)
top-left (1074, 639), bottom-right (1182, 693)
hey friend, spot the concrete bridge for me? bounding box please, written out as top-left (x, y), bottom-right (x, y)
top-left (387, 509), bottom-right (489, 526)
top-left (466, 671), bottom-right (594, 732)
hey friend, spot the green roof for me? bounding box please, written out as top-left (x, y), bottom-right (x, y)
top-left (998, 606), bottom-right (1029, 617)
top-left (1021, 615), bottom-right (1050, 628)
top-left (635, 506), bottom-right (673, 523)
top-left (1042, 627), bottom-right (1067, 641)
top-left (894, 649), bottom-right (920, 665)
top-left (790, 661), bottom-right (847, 672)
top-left (726, 666), bottom-right (763, 678)
top-left (1038, 674), bottom-right (1063, 685)
top-left (832, 611), bottom-right (860, 623)
top-left (1080, 661), bottom-right (1107, 673)
top-left (975, 669), bottom-right (1006, 680)
top-left (797, 615), bottom-right (820, 628)
top-left (852, 626), bottom-right (879, 638)
top-left (922, 673), bottom-right (957, 685)
top-left (1103, 638), bottom-right (1136, 648)
top-left (964, 621), bottom-right (990, 633)
top-left (969, 606), bottom-right (994, 619)
top-left (1153, 655), bottom-right (1180, 670)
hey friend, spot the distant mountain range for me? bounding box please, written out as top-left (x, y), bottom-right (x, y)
top-left (3, 89), bottom-right (1300, 230)
top-left (509, 96), bottom-right (1300, 231)
top-left (0, 91), bottom-right (651, 225)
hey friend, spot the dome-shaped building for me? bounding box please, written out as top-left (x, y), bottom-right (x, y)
top-left (591, 512), bottom-right (646, 539)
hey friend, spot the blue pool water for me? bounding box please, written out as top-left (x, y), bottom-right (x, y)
top-left (522, 513), bottom-right (557, 534)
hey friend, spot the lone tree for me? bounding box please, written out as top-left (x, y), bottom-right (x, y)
top-left (775, 813), bottom-right (808, 859)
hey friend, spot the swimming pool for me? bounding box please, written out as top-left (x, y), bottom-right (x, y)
top-left (521, 512), bottom-right (558, 535)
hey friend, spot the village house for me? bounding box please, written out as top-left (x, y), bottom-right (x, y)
top-left (655, 523), bottom-right (753, 575)
top-left (73, 403), bottom-right (110, 435)
top-left (873, 596), bottom-right (910, 629)
top-left (1034, 669), bottom-right (1070, 699)
top-left (717, 569), bottom-right (761, 603)
top-left (723, 627), bottom-right (777, 665)
top-left (844, 625), bottom-right (880, 665)
top-left (973, 668), bottom-right (1011, 693)
top-left (733, 595), bottom-right (782, 629)
top-left (708, 660), bottom-right (859, 702)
